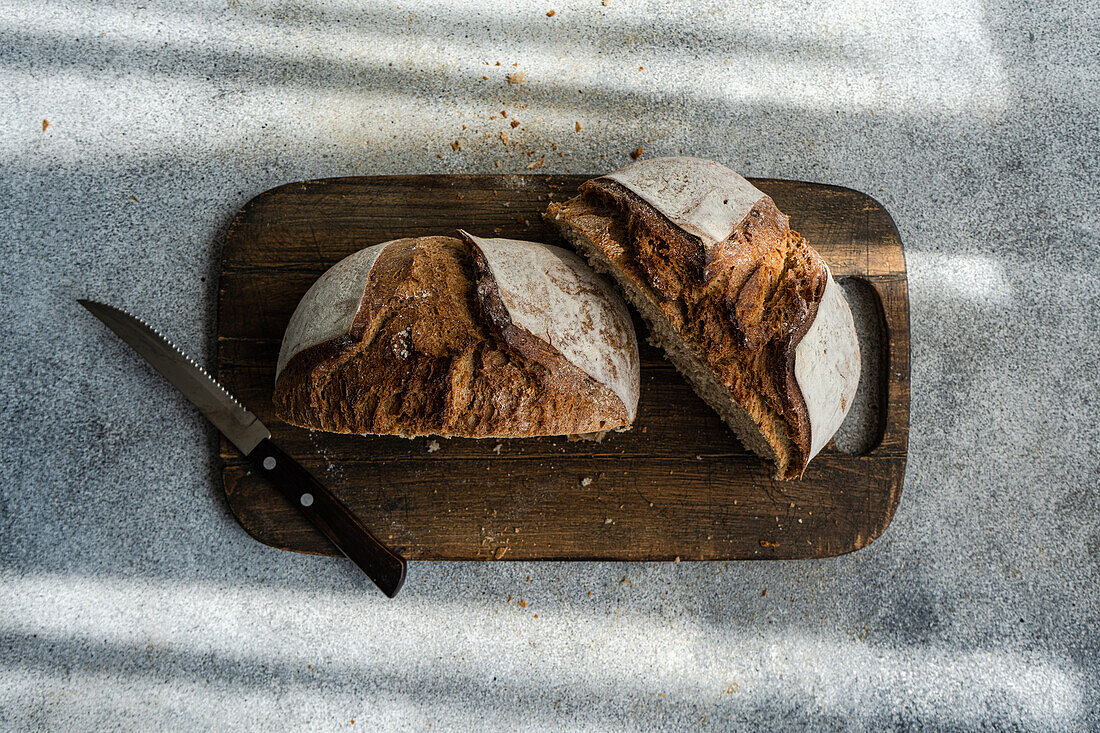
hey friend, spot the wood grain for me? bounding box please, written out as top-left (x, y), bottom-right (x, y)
top-left (217, 175), bottom-right (909, 561)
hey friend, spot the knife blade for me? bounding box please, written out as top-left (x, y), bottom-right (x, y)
top-left (78, 299), bottom-right (406, 597)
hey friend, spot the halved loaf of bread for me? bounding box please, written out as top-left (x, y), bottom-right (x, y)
top-left (545, 157), bottom-right (859, 478)
top-left (274, 232), bottom-right (639, 438)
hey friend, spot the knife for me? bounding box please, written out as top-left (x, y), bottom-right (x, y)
top-left (78, 299), bottom-right (407, 597)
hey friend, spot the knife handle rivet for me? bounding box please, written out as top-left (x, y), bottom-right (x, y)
top-left (300, 493), bottom-right (314, 507)
top-left (262, 456), bottom-right (276, 470)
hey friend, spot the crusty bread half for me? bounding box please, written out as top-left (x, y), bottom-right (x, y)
top-left (273, 232), bottom-right (639, 439)
top-left (545, 157), bottom-right (859, 478)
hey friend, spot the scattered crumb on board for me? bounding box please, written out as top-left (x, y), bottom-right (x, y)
top-left (427, 440), bottom-right (440, 453)
top-left (506, 72), bottom-right (526, 84)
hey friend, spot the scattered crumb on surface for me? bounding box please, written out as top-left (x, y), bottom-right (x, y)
top-left (762, 588), bottom-right (768, 597)
top-left (619, 577), bottom-right (633, 586)
top-left (450, 139), bottom-right (463, 151)
top-left (427, 440), bottom-right (440, 453)
top-left (518, 599), bottom-right (527, 608)
top-left (510, 119), bottom-right (520, 128)
top-left (604, 517), bottom-right (613, 524)
top-left (575, 121), bottom-right (582, 132)
top-left (42, 119), bottom-right (49, 131)
top-left (674, 556), bottom-right (681, 562)
top-left (493, 443), bottom-right (502, 454)
top-left (493, 546), bottom-right (509, 559)
top-left (546, 9), bottom-right (555, 16)
top-left (581, 477), bottom-right (592, 487)
top-left (500, 130), bottom-right (509, 144)
top-left (527, 156), bottom-right (545, 169)
top-left (506, 72), bottom-right (526, 84)
top-left (631, 147), bottom-right (644, 159)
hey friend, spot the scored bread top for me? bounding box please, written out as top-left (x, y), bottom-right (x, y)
top-left (276, 244), bottom-right (382, 378)
top-left (461, 232), bottom-right (639, 420)
top-left (603, 156), bottom-right (766, 249)
top-left (794, 264), bottom-right (861, 460)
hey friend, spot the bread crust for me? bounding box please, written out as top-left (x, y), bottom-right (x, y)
top-left (273, 235), bottom-right (639, 438)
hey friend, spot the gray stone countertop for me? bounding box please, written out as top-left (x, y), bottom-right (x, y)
top-left (1, 0), bottom-right (1097, 730)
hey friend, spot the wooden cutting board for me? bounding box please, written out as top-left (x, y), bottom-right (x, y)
top-left (217, 174), bottom-right (908, 561)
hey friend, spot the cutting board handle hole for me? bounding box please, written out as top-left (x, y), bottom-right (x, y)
top-left (831, 276), bottom-right (888, 456)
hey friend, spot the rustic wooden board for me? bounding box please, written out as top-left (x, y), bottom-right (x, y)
top-left (217, 174), bottom-right (909, 561)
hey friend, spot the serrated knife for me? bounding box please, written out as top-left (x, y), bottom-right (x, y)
top-left (78, 299), bottom-right (406, 597)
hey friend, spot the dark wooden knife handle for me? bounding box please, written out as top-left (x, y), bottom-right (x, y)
top-left (248, 439), bottom-right (406, 597)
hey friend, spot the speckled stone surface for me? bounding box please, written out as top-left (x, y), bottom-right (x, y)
top-left (1, 0), bottom-right (1098, 730)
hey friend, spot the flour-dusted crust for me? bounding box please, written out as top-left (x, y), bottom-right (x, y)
top-left (273, 235), bottom-right (639, 438)
top-left (276, 244), bottom-right (383, 378)
top-left (795, 266), bottom-right (861, 460)
top-left (604, 156), bottom-right (765, 248)
top-left (461, 231), bottom-right (639, 420)
top-left (546, 156), bottom-right (860, 478)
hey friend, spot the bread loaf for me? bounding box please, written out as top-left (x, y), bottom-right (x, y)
top-left (545, 157), bottom-right (859, 478)
top-left (274, 232), bottom-right (639, 439)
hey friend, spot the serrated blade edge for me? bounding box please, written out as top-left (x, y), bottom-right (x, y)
top-left (79, 299), bottom-right (270, 455)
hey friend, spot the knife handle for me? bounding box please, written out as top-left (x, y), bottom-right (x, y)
top-left (248, 439), bottom-right (406, 597)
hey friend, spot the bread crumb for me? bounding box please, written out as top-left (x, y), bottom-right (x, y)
top-left (604, 517), bottom-right (612, 524)
top-left (518, 599), bottom-right (527, 608)
top-left (494, 160), bottom-right (501, 167)
top-left (587, 591), bottom-right (593, 597)
top-left (427, 440), bottom-right (440, 453)
top-left (501, 109), bottom-right (508, 117)
top-left (506, 72), bottom-right (526, 84)
top-left (510, 119), bottom-right (520, 128)
top-left (575, 121), bottom-right (581, 132)
top-left (631, 147), bottom-right (644, 160)
top-left (602, 0), bottom-right (610, 5)
top-left (450, 139), bottom-right (463, 151)
top-left (42, 119), bottom-right (49, 131)
top-left (581, 477), bottom-right (592, 487)
top-left (493, 443), bottom-right (502, 454)
top-left (546, 9), bottom-right (555, 16)
top-left (674, 556), bottom-right (681, 562)
top-left (762, 588), bottom-right (768, 597)
top-left (527, 156), bottom-right (545, 169)
top-left (435, 154), bottom-right (442, 158)
top-left (481, 75), bottom-right (488, 80)
top-left (493, 546), bottom-right (509, 559)
top-left (500, 130), bottom-right (509, 145)
top-left (619, 577), bottom-right (633, 586)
